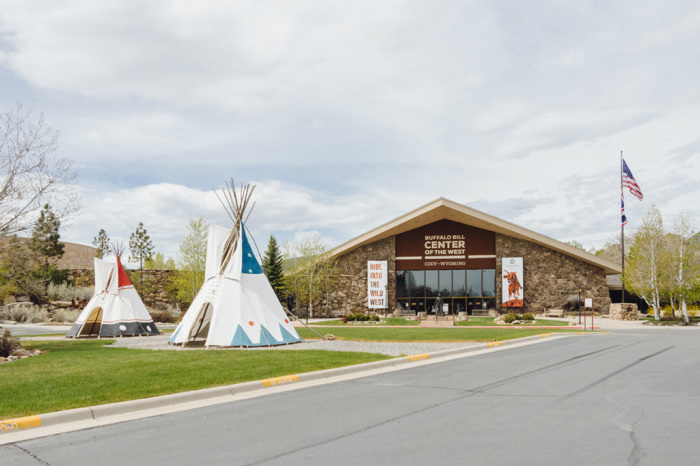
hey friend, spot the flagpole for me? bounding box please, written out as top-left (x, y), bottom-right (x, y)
top-left (620, 150), bottom-right (625, 304)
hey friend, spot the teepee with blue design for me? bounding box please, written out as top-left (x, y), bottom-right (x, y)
top-left (170, 182), bottom-right (302, 347)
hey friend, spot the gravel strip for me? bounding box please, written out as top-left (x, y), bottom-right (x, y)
top-left (103, 334), bottom-right (479, 356)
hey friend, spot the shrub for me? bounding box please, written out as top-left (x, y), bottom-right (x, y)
top-left (503, 313), bottom-right (518, 324)
top-left (369, 315), bottom-right (379, 322)
top-left (0, 329), bottom-right (20, 358)
top-left (521, 313), bottom-right (534, 321)
top-left (52, 308), bottom-right (80, 323)
top-left (346, 313), bottom-right (356, 322)
top-left (150, 305), bottom-right (180, 324)
top-left (8, 304), bottom-right (49, 323)
top-left (47, 283), bottom-right (94, 301)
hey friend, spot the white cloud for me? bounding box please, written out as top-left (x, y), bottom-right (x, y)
top-left (2, 1), bottom-right (700, 259)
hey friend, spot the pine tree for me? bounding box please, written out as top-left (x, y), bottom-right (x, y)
top-left (92, 229), bottom-right (111, 258)
top-left (129, 222), bottom-right (154, 293)
top-left (262, 235), bottom-right (286, 302)
top-left (28, 204), bottom-right (65, 269)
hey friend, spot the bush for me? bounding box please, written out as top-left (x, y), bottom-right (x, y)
top-left (8, 304), bottom-right (49, 323)
top-left (0, 329), bottom-right (20, 358)
top-left (46, 283), bottom-right (94, 301)
top-left (52, 308), bottom-right (80, 323)
top-left (503, 313), bottom-right (518, 324)
top-left (521, 313), bottom-right (534, 321)
top-left (369, 315), bottom-right (379, 322)
top-left (346, 313), bottom-right (356, 322)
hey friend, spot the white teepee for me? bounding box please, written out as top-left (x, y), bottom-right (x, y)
top-left (169, 183), bottom-right (301, 347)
top-left (66, 254), bottom-right (159, 338)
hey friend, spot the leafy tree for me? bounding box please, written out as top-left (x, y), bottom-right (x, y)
top-left (145, 252), bottom-right (176, 270)
top-left (129, 222), bottom-right (154, 293)
top-left (261, 235), bottom-right (285, 302)
top-left (173, 217), bottom-right (208, 305)
top-left (0, 103), bottom-right (80, 237)
top-left (0, 237), bottom-right (45, 302)
top-left (283, 232), bottom-right (337, 317)
top-left (624, 205), bottom-right (669, 320)
top-left (668, 212), bottom-right (700, 323)
top-left (28, 204), bottom-right (64, 269)
top-left (92, 229), bottom-right (110, 259)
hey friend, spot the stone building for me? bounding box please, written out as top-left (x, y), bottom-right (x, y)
top-left (0, 237), bottom-right (97, 269)
top-left (326, 198), bottom-right (620, 316)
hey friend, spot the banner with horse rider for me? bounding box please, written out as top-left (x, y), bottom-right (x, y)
top-left (502, 257), bottom-right (523, 307)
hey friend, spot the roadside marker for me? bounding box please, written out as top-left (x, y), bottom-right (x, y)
top-left (1, 415), bottom-right (41, 433)
top-left (486, 342), bottom-right (503, 348)
top-left (262, 375), bottom-right (300, 387)
top-left (540, 334), bottom-right (551, 338)
top-left (407, 353), bottom-right (430, 361)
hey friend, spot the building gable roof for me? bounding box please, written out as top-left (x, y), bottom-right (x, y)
top-left (329, 197), bottom-right (622, 275)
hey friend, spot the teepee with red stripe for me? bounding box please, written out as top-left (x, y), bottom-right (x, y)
top-left (66, 253), bottom-right (159, 338)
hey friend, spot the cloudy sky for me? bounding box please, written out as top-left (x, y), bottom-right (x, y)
top-left (1, 1), bottom-right (699, 263)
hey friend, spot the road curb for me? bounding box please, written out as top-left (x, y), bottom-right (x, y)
top-left (0, 332), bottom-right (569, 437)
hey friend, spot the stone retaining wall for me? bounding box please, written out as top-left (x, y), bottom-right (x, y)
top-left (69, 268), bottom-right (184, 310)
top-left (609, 303), bottom-right (639, 320)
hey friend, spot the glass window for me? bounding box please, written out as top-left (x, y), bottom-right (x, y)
top-left (409, 271), bottom-right (425, 298)
top-left (467, 269), bottom-right (482, 297)
top-left (482, 269), bottom-right (496, 297)
top-left (453, 298), bottom-right (466, 314)
top-left (397, 298), bottom-right (410, 311)
top-left (412, 299), bottom-right (425, 313)
top-left (396, 271), bottom-right (409, 297)
top-left (439, 270), bottom-right (451, 297)
top-left (452, 270), bottom-right (466, 297)
top-left (425, 270), bottom-right (438, 297)
top-left (426, 298), bottom-right (437, 314)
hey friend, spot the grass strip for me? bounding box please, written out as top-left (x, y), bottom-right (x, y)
top-left (454, 317), bottom-right (570, 327)
top-left (310, 317), bottom-right (570, 327)
top-left (297, 326), bottom-right (577, 342)
top-left (0, 339), bottom-right (390, 419)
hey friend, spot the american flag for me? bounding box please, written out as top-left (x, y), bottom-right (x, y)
top-left (621, 196), bottom-right (627, 226)
top-left (622, 159), bottom-right (644, 200)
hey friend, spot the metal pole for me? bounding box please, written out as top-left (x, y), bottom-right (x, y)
top-left (621, 151), bottom-right (626, 305)
top-left (578, 289), bottom-right (582, 324)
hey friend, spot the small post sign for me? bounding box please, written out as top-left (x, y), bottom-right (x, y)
top-left (367, 261), bottom-right (388, 309)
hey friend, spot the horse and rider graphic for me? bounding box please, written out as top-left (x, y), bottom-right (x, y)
top-left (503, 270), bottom-right (523, 307)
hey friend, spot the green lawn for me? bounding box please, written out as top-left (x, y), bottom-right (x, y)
top-left (642, 315), bottom-right (700, 325)
top-left (453, 317), bottom-right (569, 327)
top-left (308, 316), bottom-right (569, 327)
top-left (0, 339), bottom-right (390, 419)
top-left (297, 326), bottom-right (576, 342)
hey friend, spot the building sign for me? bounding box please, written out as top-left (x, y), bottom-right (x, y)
top-left (395, 220), bottom-right (496, 270)
top-left (502, 257), bottom-right (523, 307)
top-left (367, 261), bottom-right (388, 308)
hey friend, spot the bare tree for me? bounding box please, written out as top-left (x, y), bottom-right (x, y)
top-left (669, 212), bottom-right (700, 324)
top-left (624, 204), bottom-right (669, 320)
top-left (0, 103), bottom-right (80, 237)
top-left (283, 233), bottom-right (337, 317)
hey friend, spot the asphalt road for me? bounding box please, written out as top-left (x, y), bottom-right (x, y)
top-left (3, 327), bottom-right (699, 465)
top-left (0, 323), bottom-right (70, 336)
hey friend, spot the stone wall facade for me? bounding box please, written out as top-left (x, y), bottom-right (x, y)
top-left (496, 234), bottom-right (612, 313)
top-left (326, 237), bottom-right (396, 316)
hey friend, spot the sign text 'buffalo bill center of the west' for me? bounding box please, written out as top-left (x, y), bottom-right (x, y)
top-left (324, 198), bottom-right (622, 316)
